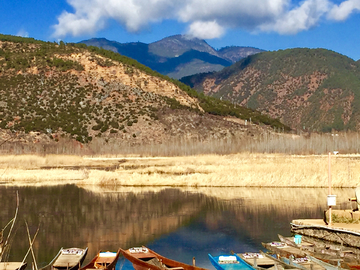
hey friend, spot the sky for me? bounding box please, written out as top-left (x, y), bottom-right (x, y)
top-left (1, 0), bottom-right (360, 60)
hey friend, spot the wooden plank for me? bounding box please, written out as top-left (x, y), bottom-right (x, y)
top-left (238, 253), bottom-right (276, 267)
top-left (0, 262), bottom-right (26, 270)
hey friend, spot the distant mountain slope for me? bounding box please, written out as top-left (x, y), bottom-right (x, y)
top-left (0, 34), bottom-right (288, 148)
top-left (148, 34), bottom-right (218, 58)
top-left (183, 48), bottom-right (360, 132)
top-left (218, 46), bottom-right (264, 63)
top-left (80, 35), bottom-right (262, 79)
top-left (155, 50), bottom-right (232, 79)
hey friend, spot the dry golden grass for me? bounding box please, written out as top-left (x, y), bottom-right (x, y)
top-left (0, 154), bottom-right (120, 169)
top-left (0, 154), bottom-right (85, 169)
top-left (0, 168), bottom-right (86, 186)
top-left (78, 153), bottom-right (360, 188)
top-left (1, 153), bottom-right (360, 188)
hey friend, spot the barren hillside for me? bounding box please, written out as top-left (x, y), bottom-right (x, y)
top-left (0, 34), bottom-right (288, 154)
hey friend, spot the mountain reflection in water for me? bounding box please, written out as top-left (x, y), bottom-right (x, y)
top-left (0, 186), bottom-right (353, 270)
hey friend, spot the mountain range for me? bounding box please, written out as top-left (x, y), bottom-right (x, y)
top-left (2, 30), bottom-right (359, 156)
top-left (79, 35), bottom-right (263, 79)
top-left (0, 34), bottom-right (285, 152)
top-left (181, 48), bottom-right (360, 132)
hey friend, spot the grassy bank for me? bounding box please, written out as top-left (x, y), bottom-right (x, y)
top-left (2, 131), bottom-right (360, 156)
top-left (0, 153), bottom-right (359, 187)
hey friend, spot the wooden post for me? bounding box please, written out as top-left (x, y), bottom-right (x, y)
top-left (328, 152), bottom-right (332, 227)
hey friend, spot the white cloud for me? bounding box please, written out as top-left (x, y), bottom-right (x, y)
top-left (328, 0), bottom-right (360, 20)
top-left (259, 0), bottom-right (330, 34)
top-left (178, 0), bottom-right (288, 28)
top-left (52, 0), bottom-right (357, 39)
top-left (53, 0), bottom-right (180, 37)
top-left (187, 21), bottom-right (225, 39)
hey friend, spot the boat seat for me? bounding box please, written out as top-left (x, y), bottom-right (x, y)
top-left (147, 258), bottom-right (166, 268)
top-left (146, 259), bottom-right (184, 270)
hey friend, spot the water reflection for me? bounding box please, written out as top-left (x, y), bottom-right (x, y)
top-left (0, 186), bottom-right (354, 270)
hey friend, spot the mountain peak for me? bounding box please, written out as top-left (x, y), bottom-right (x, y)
top-left (79, 35), bottom-right (263, 79)
top-left (148, 34), bottom-right (217, 58)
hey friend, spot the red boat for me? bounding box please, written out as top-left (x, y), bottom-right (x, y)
top-left (120, 247), bottom-right (208, 270)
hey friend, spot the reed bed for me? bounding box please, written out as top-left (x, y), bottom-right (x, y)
top-left (0, 168), bottom-right (85, 185)
top-left (0, 154), bottom-right (82, 169)
top-left (78, 153), bottom-right (360, 188)
top-left (0, 154), bottom-right (119, 169)
top-left (1, 153), bottom-right (360, 187)
top-left (2, 131), bottom-right (360, 156)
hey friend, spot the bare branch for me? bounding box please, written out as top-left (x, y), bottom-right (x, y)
top-left (0, 191), bottom-right (19, 262)
top-left (23, 221), bottom-right (40, 270)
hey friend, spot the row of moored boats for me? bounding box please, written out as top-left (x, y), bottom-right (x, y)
top-left (4, 234), bottom-right (360, 270)
top-left (210, 234), bottom-right (360, 270)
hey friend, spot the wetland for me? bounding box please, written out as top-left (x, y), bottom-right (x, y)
top-left (0, 186), bottom-right (354, 270)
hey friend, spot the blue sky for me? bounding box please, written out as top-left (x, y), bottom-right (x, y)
top-left (1, 0), bottom-right (360, 60)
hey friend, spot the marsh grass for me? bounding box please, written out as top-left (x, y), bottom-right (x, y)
top-left (2, 131), bottom-right (360, 156)
top-left (0, 154), bottom-right (119, 169)
top-left (79, 153), bottom-right (360, 188)
top-left (1, 153), bottom-right (360, 187)
top-left (0, 168), bottom-right (85, 185)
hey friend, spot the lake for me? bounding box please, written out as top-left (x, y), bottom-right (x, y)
top-left (0, 185), bottom-right (354, 270)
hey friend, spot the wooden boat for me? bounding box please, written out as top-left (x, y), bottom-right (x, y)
top-left (263, 240), bottom-right (360, 270)
top-left (259, 248), bottom-right (326, 270)
top-left (306, 255), bottom-right (346, 270)
top-left (277, 235), bottom-right (360, 270)
top-left (277, 235), bottom-right (315, 252)
top-left (80, 249), bottom-right (120, 270)
top-left (279, 255), bottom-right (328, 270)
top-left (40, 247), bottom-right (88, 270)
top-left (262, 241), bottom-right (306, 259)
top-left (208, 253), bottom-right (255, 270)
top-left (237, 252), bottom-right (277, 269)
top-left (120, 247), bottom-right (207, 270)
top-left (278, 234), bottom-right (359, 259)
top-left (257, 251), bottom-right (306, 270)
top-left (0, 262), bottom-right (27, 270)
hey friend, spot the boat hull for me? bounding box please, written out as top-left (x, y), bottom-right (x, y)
top-left (40, 248), bottom-right (88, 270)
top-left (80, 249), bottom-right (121, 270)
top-left (208, 254), bottom-right (255, 270)
top-left (120, 247), bottom-right (208, 270)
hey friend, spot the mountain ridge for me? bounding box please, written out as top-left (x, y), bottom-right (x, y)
top-left (0, 34), bottom-right (287, 152)
top-left (182, 48), bottom-right (360, 132)
top-left (79, 35), bottom-right (264, 79)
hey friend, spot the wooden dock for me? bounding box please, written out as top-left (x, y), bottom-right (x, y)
top-left (291, 217), bottom-right (360, 248)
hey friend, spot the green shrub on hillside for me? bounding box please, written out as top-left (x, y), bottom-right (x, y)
top-left (0, 33), bottom-right (292, 143)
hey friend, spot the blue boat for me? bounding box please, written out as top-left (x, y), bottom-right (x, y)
top-left (208, 254), bottom-right (255, 270)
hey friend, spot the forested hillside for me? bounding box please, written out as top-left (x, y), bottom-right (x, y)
top-left (182, 48), bottom-right (360, 132)
top-left (0, 34), bottom-right (288, 153)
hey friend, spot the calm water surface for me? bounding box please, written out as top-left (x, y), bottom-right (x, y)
top-left (0, 186), bottom-right (353, 270)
